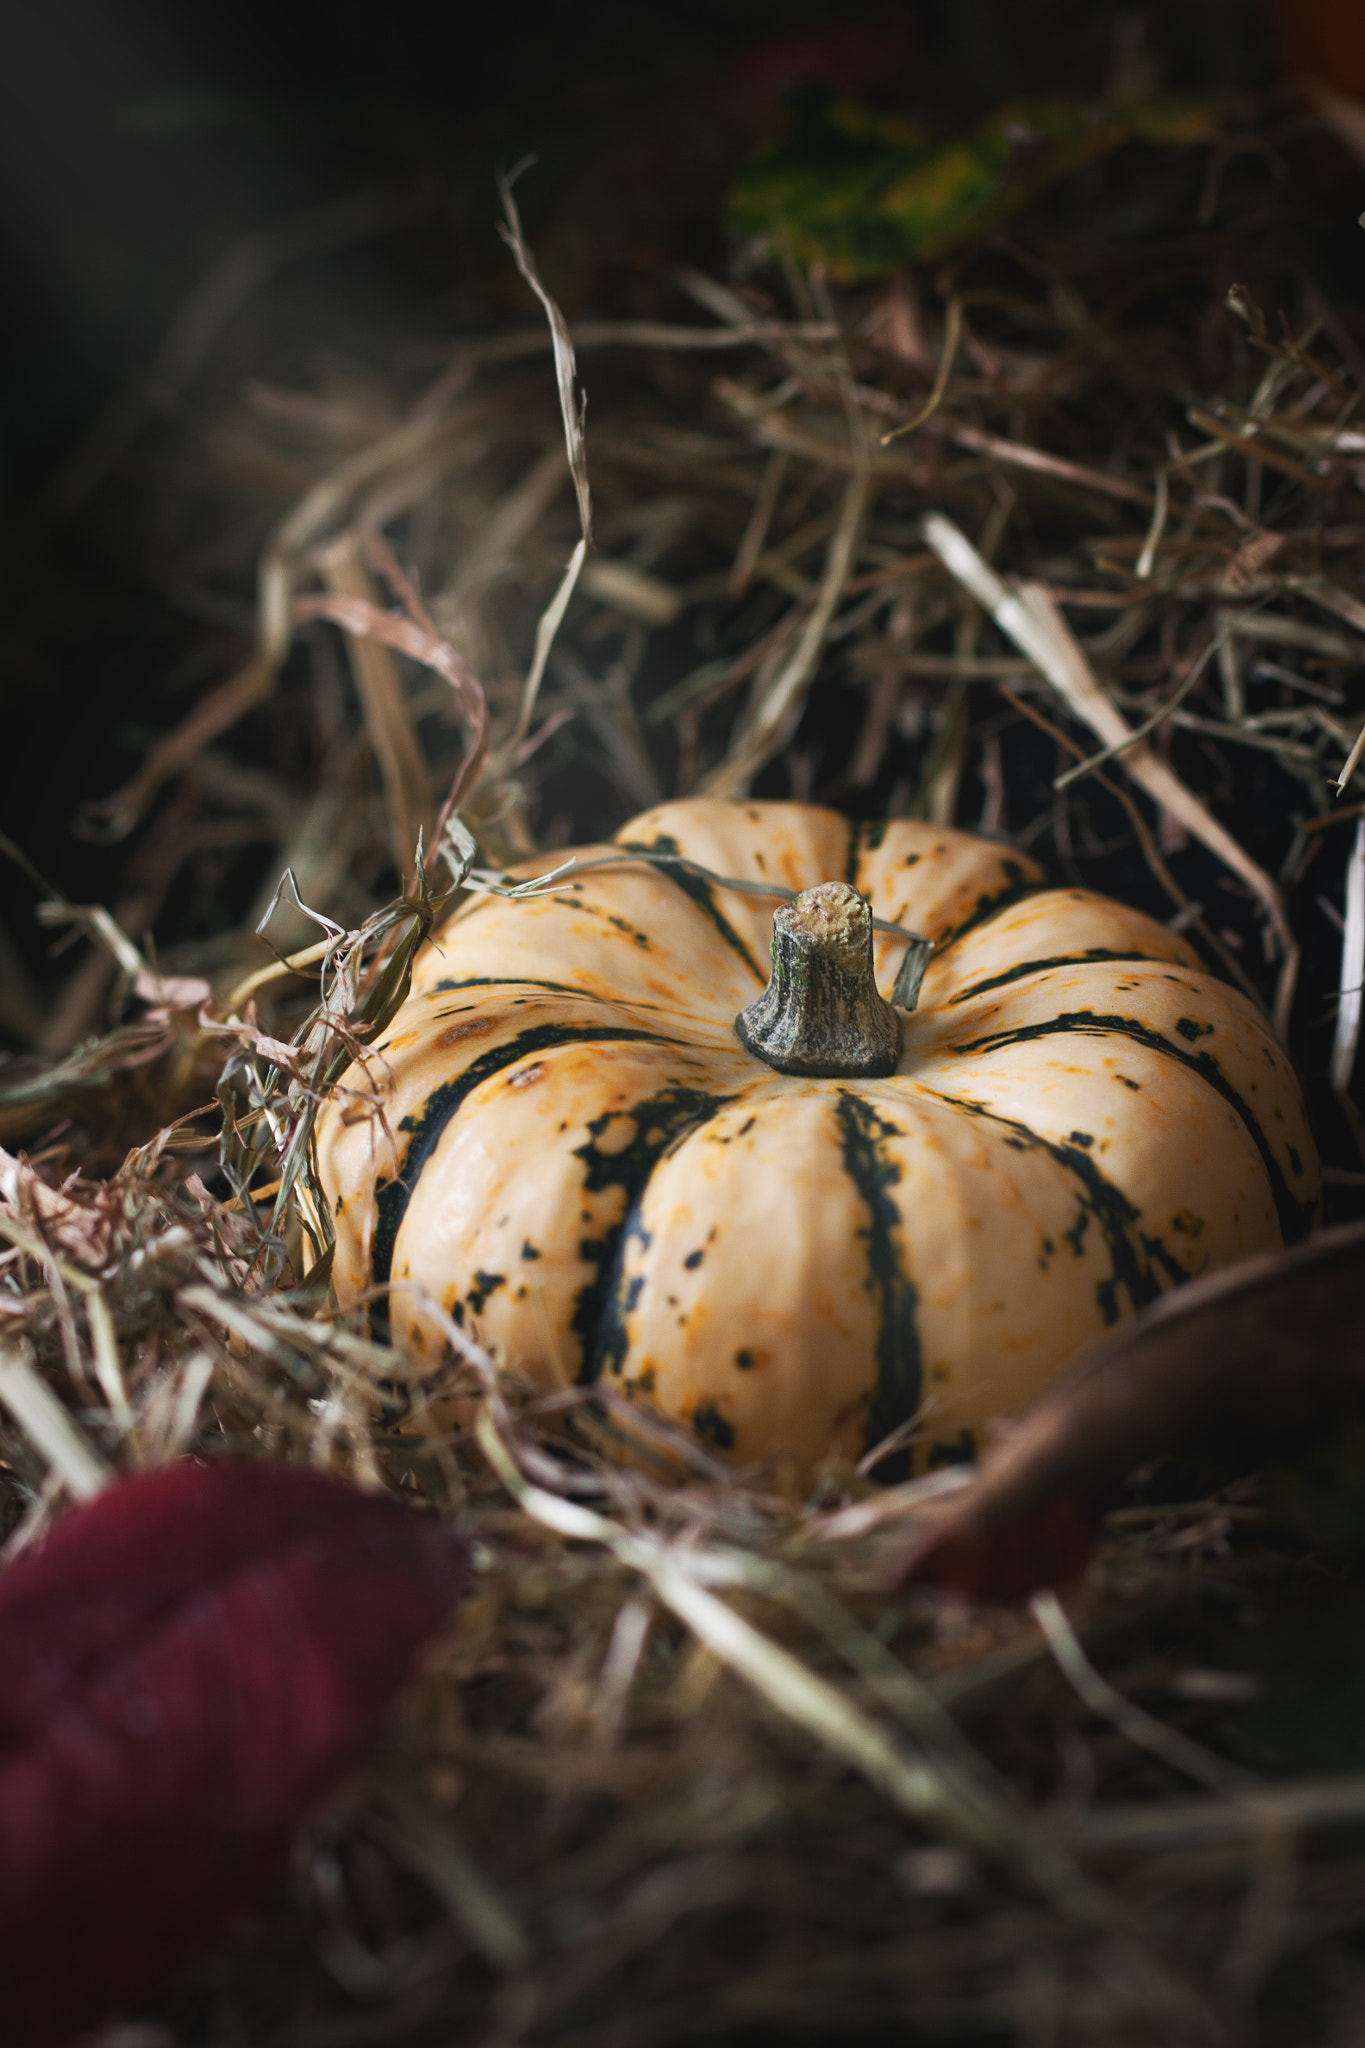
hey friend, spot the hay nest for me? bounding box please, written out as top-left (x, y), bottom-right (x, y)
top-left (6, 95), bottom-right (1365, 2045)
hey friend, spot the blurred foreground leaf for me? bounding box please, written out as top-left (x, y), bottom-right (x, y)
top-left (0, 1461), bottom-right (463, 2048)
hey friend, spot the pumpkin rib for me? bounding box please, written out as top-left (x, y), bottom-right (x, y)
top-left (948, 1009), bottom-right (1314, 1241)
top-left (384, 1034), bottom-right (750, 1377)
top-left (920, 1085), bottom-right (1176, 1325)
top-left (615, 799), bottom-right (860, 975)
top-left (609, 1088), bottom-right (891, 1474)
top-left (847, 1075), bottom-right (1217, 1446)
top-left (368, 1022), bottom-right (689, 1336)
top-left (914, 886), bottom-right (1203, 1007)
top-left (322, 991), bottom-right (704, 1311)
top-left (853, 821), bottom-right (1045, 921)
top-left (790, 1069), bottom-right (1270, 1461)
top-left (414, 871), bottom-right (765, 1018)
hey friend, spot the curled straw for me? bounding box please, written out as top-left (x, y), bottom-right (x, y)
top-left (293, 540), bottom-right (489, 840)
top-left (880, 296), bottom-right (962, 446)
top-left (483, 164), bottom-right (595, 785)
top-left (89, 163), bottom-right (597, 878)
top-left (497, 163), bottom-right (592, 547)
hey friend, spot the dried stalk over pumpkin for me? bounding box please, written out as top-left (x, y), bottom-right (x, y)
top-left (922, 513), bottom-right (1298, 1035)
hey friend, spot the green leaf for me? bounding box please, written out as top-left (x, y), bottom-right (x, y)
top-left (726, 87), bottom-right (1223, 281)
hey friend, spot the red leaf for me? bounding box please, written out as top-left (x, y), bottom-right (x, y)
top-left (728, 12), bottom-right (914, 107)
top-left (0, 1460), bottom-right (464, 2048)
top-left (896, 1488), bottom-right (1101, 1606)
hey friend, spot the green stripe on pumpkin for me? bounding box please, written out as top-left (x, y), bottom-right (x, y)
top-left (834, 1091), bottom-right (923, 1478)
top-left (950, 1009), bottom-right (1315, 1241)
top-left (369, 1022), bottom-right (680, 1337)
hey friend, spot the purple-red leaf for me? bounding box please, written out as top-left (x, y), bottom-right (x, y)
top-left (896, 1488), bottom-right (1100, 1607)
top-left (0, 1460), bottom-right (464, 2048)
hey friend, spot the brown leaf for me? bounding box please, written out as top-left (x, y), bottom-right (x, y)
top-left (0, 1149), bottom-right (117, 1271)
top-left (892, 1219), bottom-right (1365, 1602)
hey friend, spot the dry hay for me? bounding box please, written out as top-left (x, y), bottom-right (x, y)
top-left (6, 106), bottom-right (1365, 2046)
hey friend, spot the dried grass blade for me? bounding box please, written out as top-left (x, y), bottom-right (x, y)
top-left (1185, 409), bottom-right (1329, 492)
top-left (1052, 629), bottom-right (1224, 791)
top-left (703, 465), bottom-right (872, 796)
top-left (1060, 1774), bottom-right (1365, 1855)
top-left (226, 936), bottom-right (334, 1010)
top-left (381, 1783), bottom-right (531, 1973)
top-left (1291, 575), bottom-right (1365, 636)
top-left (0, 1341), bottom-right (112, 1500)
top-left (33, 903), bottom-right (146, 981)
top-left (922, 515), bottom-right (1293, 1000)
top-left (0, 1211), bottom-right (133, 1431)
top-left (1331, 817), bottom-right (1365, 1161)
top-left (488, 538), bottom-right (588, 780)
top-left (550, 646), bottom-right (662, 810)
top-left (1338, 722), bottom-right (1365, 796)
top-left (473, 1406), bottom-right (1114, 1927)
top-left (1135, 468), bottom-right (1169, 580)
top-left (292, 592), bottom-right (488, 815)
top-left (570, 315), bottom-right (838, 351)
top-left (483, 172), bottom-right (598, 792)
top-left (164, 1351), bottom-right (215, 1459)
top-left (445, 443), bottom-right (567, 604)
top-left (84, 1290), bottom-right (134, 1437)
top-left (729, 449), bottom-right (788, 594)
top-left (881, 297), bottom-right (962, 445)
top-left (1031, 1591), bottom-right (1254, 1795)
top-left (1302, 579), bottom-right (1365, 792)
top-left (579, 556), bottom-right (682, 627)
top-left (498, 168), bottom-right (592, 544)
top-left (319, 536), bottom-right (432, 881)
top-left (942, 427), bottom-right (1152, 508)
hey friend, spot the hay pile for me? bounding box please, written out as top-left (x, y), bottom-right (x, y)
top-left (6, 91), bottom-right (1365, 2045)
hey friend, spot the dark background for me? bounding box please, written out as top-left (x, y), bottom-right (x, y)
top-left (0, 0), bottom-right (1302, 1011)
top-left (0, 0), bottom-right (1278, 488)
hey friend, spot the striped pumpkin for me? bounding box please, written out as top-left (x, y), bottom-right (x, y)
top-left (316, 798), bottom-right (1320, 1482)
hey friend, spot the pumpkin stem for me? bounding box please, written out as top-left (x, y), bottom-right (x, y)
top-left (736, 882), bottom-right (903, 1078)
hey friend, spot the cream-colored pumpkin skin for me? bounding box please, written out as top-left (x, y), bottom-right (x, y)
top-left (316, 799), bottom-right (1321, 1480)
